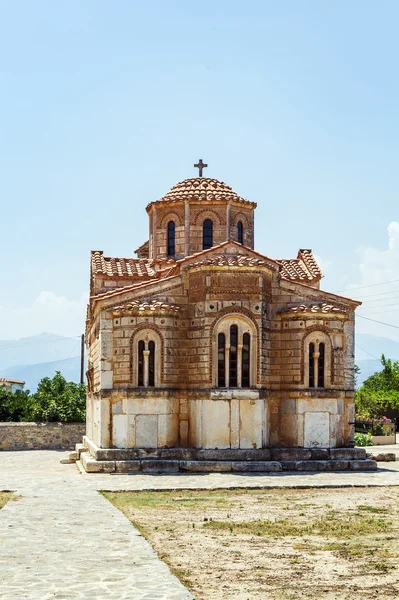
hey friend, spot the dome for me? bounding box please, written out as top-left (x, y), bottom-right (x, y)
top-left (147, 177), bottom-right (256, 210)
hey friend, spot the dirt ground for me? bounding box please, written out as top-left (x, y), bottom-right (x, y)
top-left (104, 487), bottom-right (399, 600)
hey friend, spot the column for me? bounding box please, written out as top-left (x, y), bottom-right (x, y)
top-left (152, 206), bottom-right (157, 260)
top-left (226, 201), bottom-right (232, 241)
top-left (143, 350), bottom-right (150, 388)
top-left (184, 200), bottom-right (190, 256)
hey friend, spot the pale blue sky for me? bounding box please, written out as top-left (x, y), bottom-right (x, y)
top-left (1, 1), bottom-right (399, 345)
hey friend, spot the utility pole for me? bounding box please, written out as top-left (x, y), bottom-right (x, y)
top-left (80, 333), bottom-right (85, 385)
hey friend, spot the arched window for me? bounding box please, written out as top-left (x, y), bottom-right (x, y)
top-left (133, 331), bottom-right (161, 388)
top-left (203, 219), bottom-right (213, 250)
top-left (242, 333), bottom-right (250, 388)
top-left (306, 335), bottom-right (330, 388)
top-left (138, 340), bottom-right (145, 387)
top-left (148, 340), bottom-right (155, 387)
top-left (217, 333), bottom-right (226, 387)
top-left (167, 221), bottom-right (175, 257)
top-left (237, 221), bottom-right (244, 244)
top-left (214, 317), bottom-right (256, 388)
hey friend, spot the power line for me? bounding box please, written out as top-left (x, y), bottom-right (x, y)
top-left (355, 288), bottom-right (399, 300)
top-left (358, 301), bottom-right (399, 311)
top-left (334, 279), bottom-right (399, 294)
top-left (355, 343), bottom-right (380, 360)
top-left (361, 294), bottom-right (399, 304)
top-left (356, 314), bottom-right (399, 330)
top-left (0, 335), bottom-right (81, 351)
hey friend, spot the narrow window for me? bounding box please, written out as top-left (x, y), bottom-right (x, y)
top-left (309, 342), bottom-right (315, 388)
top-left (167, 221), bottom-right (175, 257)
top-left (138, 340), bottom-right (145, 386)
top-left (229, 325), bottom-right (238, 387)
top-left (242, 333), bottom-right (250, 388)
top-left (217, 333), bottom-right (226, 387)
top-left (148, 341), bottom-right (155, 387)
top-left (203, 219), bottom-right (213, 250)
top-left (237, 221), bottom-right (244, 244)
top-left (318, 343), bottom-right (325, 388)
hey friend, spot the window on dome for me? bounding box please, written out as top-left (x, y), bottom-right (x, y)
top-left (237, 221), bottom-right (244, 244)
top-left (203, 219), bottom-right (213, 250)
top-left (167, 221), bottom-right (175, 257)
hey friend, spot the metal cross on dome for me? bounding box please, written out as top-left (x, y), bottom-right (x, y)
top-left (194, 159), bottom-right (208, 177)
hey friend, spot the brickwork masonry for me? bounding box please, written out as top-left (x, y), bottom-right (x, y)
top-left (0, 422), bottom-right (85, 451)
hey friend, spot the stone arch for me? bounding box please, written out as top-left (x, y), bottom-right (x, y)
top-left (129, 323), bottom-right (164, 385)
top-left (159, 211), bottom-right (183, 228)
top-left (231, 211), bottom-right (250, 227)
top-left (193, 208), bottom-right (224, 226)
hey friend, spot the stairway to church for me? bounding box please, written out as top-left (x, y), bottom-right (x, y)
top-left (69, 439), bottom-right (377, 474)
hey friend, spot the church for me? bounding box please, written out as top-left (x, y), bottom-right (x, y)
top-left (80, 162), bottom-right (376, 473)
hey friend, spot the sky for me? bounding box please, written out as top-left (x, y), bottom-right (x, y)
top-left (1, 0), bottom-right (399, 351)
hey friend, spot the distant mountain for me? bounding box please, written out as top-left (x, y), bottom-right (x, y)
top-left (0, 357), bottom-right (81, 392)
top-left (0, 333), bottom-right (81, 370)
top-left (355, 333), bottom-right (399, 386)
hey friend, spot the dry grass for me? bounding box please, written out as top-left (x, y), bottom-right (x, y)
top-left (104, 487), bottom-right (399, 600)
top-left (0, 492), bottom-right (13, 509)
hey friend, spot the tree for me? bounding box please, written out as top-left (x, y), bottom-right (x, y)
top-left (31, 371), bottom-right (86, 422)
top-left (0, 388), bottom-right (33, 422)
top-left (355, 354), bottom-right (399, 418)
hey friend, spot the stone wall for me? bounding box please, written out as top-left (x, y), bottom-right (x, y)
top-left (0, 422), bottom-right (85, 451)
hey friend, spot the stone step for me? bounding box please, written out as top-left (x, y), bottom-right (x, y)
top-left (75, 443), bottom-right (87, 458)
top-left (79, 452), bottom-right (377, 474)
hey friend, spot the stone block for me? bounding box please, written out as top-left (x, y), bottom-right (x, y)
top-left (141, 460), bottom-right (179, 472)
top-left (136, 415), bottom-right (158, 448)
top-left (115, 460), bottom-right (141, 472)
top-left (81, 453), bottom-right (115, 473)
top-left (280, 461), bottom-right (298, 471)
top-left (349, 459), bottom-right (378, 471)
top-left (330, 448), bottom-right (366, 460)
top-left (281, 399), bottom-right (296, 414)
top-left (370, 453), bottom-right (396, 462)
top-left (197, 448), bottom-right (272, 461)
top-left (295, 460), bottom-right (329, 471)
top-left (329, 460), bottom-right (349, 471)
top-left (310, 448), bottom-right (329, 460)
top-left (231, 461), bottom-right (282, 472)
top-left (271, 448), bottom-right (311, 461)
top-left (304, 412), bottom-right (330, 447)
top-left (179, 460), bottom-right (232, 472)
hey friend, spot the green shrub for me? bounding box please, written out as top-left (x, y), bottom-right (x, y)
top-left (354, 432), bottom-right (373, 447)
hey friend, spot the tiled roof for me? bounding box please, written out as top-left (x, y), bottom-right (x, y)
top-left (0, 378), bottom-right (25, 385)
top-left (280, 303), bottom-right (347, 315)
top-left (276, 249), bottom-right (322, 282)
top-left (147, 178), bottom-right (256, 209)
top-left (112, 300), bottom-right (179, 313)
top-left (91, 251), bottom-right (156, 278)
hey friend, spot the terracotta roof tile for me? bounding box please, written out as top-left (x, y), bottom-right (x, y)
top-left (147, 177), bottom-right (256, 209)
top-left (112, 300), bottom-right (179, 313)
top-left (0, 378), bottom-right (25, 385)
top-left (91, 251), bottom-right (156, 278)
top-left (276, 250), bottom-right (322, 282)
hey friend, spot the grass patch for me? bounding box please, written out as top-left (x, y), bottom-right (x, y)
top-left (0, 492), bottom-right (13, 509)
top-left (203, 514), bottom-right (391, 538)
top-left (357, 504), bottom-right (388, 514)
top-left (102, 489), bottom-right (230, 510)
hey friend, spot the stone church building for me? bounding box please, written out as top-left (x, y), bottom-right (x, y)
top-left (80, 165), bottom-right (375, 473)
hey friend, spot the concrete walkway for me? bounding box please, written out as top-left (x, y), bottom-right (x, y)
top-left (1, 451), bottom-right (399, 600)
top-left (0, 451), bottom-right (193, 600)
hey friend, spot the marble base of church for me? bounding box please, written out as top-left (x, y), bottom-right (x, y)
top-left (75, 436), bottom-right (377, 473)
